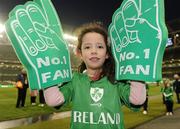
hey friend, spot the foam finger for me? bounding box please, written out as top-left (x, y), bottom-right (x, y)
top-left (34, 0), bottom-right (63, 37)
top-left (26, 2), bottom-right (47, 27)
top-left (122, 1), bottom-right (139, 27)
top-left (109, 24), bottom-right (122, 52)
top-left (16, 8), bottom-right (47, 51)
top-left (8, 5), bottom-right (24, 18)
top-left (113, 11), bottom-right (129, 47)
top-left (11, 20), bottom-right (38, 56)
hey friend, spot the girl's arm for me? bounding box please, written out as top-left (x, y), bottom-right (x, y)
top-left (129, 81), bottom-right (146, 105)
top-left (44, 86), bottom-right (65, 107)
top-left (163, 92), bottom-right (173, 97)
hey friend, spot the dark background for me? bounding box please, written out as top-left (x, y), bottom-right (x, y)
top-left (0, 0), bottom-right (179, 28)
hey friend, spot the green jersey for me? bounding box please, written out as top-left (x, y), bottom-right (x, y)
top-left (60, 72), bottom-right (138, 129)
top-left (162, 87), bottom-right (173, 101)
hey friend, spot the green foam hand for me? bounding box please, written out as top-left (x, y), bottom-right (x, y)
top-left (109, 0), bottom-right (168, 82)
top-left (5, 0), bottom-right (72, 90)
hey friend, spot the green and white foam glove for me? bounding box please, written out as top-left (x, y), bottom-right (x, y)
top-left (5, 0), bottom-right (72, 90)
top-left (109, 0), bottom-right (168, 82)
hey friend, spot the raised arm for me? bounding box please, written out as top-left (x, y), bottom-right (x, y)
top-left (44, 86), bottom-right (65, 107)
top-left (129, 81), bottom-right (146, 105)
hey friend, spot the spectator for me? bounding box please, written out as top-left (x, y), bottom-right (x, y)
top-left (173, 74), bottom-right (180, 104)
top-left (16, 68), bottom-right (29, 108)
top-left (162, 78), bottom-right (174, 116)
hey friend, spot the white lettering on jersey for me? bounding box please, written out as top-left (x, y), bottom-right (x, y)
top-left (73, 111), bottom-right (120, 125)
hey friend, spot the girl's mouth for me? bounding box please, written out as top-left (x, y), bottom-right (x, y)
top-left (89, 57), bottom-right (99, 62)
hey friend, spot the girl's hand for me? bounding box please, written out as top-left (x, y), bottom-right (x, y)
top-left (44, 86), bottom-right (65, 107)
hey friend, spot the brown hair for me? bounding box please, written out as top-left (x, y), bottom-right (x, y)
top-left (163, 78), bottom-right (171, 87)
top-left (76, 22), bottom-right (115, 84)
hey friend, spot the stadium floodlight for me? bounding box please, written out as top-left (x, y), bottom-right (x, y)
top-left (175, 34), bottom-right (179, 37)
top-left (0, 23), bottom-right (5, 33)
top-left (0, 34), bottom-right (3, 38)
top-left (63, 33), bottom-right (78, 41)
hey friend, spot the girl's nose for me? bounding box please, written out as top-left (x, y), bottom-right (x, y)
top-left (91, 47), bottom-right (97, 54)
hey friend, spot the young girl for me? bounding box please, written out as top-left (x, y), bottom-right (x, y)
top-left (162, 78), bottom-right (174, 116)
top-left (44, 22), bottom-right (146, 129)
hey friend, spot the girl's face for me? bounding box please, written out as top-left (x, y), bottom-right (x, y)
top-left (80, 32), bottom-right (109, 71)
top-left (164, 80), bottom-right (170, 87)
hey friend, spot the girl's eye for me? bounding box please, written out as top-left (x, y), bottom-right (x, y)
top-left (84, 46), bottom-right (90, 49)
top-left (97, 45), bottom-right (104, 49)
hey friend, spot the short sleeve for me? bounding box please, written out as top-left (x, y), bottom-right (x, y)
top-left (59, 72), bottom-right (78, 105)
top-left (60, 81), bottom-right (73, 105)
